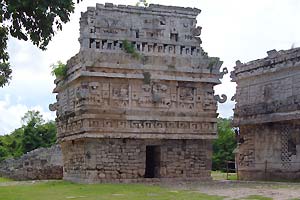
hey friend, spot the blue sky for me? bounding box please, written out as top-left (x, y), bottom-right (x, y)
top-left (1, 0), bottom-right (300, 134)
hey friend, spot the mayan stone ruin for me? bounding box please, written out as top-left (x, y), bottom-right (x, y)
top-left (50, 3), bottom-right (226, 183)
top-left (0, 145), bottom-right (62, 181)
top-left (232, 48), bottom-right (300, 181)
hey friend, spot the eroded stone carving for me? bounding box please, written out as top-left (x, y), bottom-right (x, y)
top-left (214, 94), bottom-right (227, 103)
top-left (191, 26), bottom-right (202, 36)
top-left (219, 67), bottom-right (228, 79)
top-left (49, 103), bottom-right (58, 111)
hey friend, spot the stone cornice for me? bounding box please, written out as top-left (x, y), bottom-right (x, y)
top-left (233, 110), bottom-right (300, 126)
top-left (85, 3), bottom-right (201, 18)
top-left (53, 70), bottom-right (221, 93)
top-left (231, 47), bottom-right (300, 81)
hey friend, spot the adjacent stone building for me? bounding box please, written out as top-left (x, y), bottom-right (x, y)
top-left (51, 3), bottom-right (225, 183)
top-left (232, 48), bottom-right (300, 180)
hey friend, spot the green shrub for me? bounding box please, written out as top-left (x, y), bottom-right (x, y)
top-left (136, 0), bottom-right (149, 7)
top-left (123, 40), bottom-right (140, 59)
top-left (51, 61), bottom-right (67, 79)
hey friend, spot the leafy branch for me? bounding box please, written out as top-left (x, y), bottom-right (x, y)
top-left (0, 0), bottom-right (84, 87)
top-left (51, 61), bottom-right (67, 79)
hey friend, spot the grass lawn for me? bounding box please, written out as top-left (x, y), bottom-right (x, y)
top-left (211, 171), bottom-right (237, 180)
top-left (0, 181), bottom-right (225, 200)
top-left (237, 195), bottom-right (273, 200)
top-left (0, 177), bottom-right (12, 183)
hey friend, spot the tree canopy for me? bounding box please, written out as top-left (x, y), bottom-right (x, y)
top-left (0, 0), bottom-right (82, 87)
top-left (0, 110), bottom-right (57, 161)
top-left (212, 118), bottom-right (237, 171)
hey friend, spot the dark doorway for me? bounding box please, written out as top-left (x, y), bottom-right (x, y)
top-left (145, 145), bottom-right (161, 178)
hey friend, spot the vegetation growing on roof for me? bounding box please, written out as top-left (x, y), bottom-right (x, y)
top-left (51, 61), bottom-right (67, 79)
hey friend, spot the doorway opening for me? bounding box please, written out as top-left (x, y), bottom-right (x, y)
top-left (145, 145), bottom-right (161, 178)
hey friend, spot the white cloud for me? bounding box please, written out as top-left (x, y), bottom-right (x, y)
top-left (0, 94), bottom-right (55, 135)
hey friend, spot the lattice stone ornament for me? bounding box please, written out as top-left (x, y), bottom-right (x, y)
top-left (281, 126), bottom-right (291, 169)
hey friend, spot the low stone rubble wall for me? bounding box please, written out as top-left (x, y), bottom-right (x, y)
top-left (0, 144), bottom-right (63, 180)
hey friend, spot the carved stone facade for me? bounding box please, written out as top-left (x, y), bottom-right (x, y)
top-left (232, 48), bottom-right (300, 180)
top-left (51, 3), bottom-right (224, 183)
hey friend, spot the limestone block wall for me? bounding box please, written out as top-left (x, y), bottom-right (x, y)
top-left (0, 145), bottom-right (62, 180)
top-left (237, 122), bottom-right (300, 180)
top-left (62, 138), bottom-right (212, 183)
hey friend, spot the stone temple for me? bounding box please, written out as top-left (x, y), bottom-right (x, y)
top-left (50, 3), bottom-right (226, 183)
top-left (232, 48), bottom-right (300, 180)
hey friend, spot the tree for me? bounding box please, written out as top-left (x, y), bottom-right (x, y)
top-left (0, 146), bottom-right (8, 161)
top-left (0, 110), bottom-right (57, 161)
top-left (22, 120), bottom-right (57, 153)
top-left (212, 118), bottom-right (237, 171)
top-left (0, 127), bottom-right (24, 161)
top-left (0, 127), bottom-right (24, 159)
top-left (0, 0), bottom-right (84, 87)
top-left (21, 111), bottom-right (57, 153)
top-left (21, 110), bottom-right (44, 125)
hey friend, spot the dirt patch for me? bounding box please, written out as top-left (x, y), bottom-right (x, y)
top-left (167, 180), bottom-right (300, 200)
